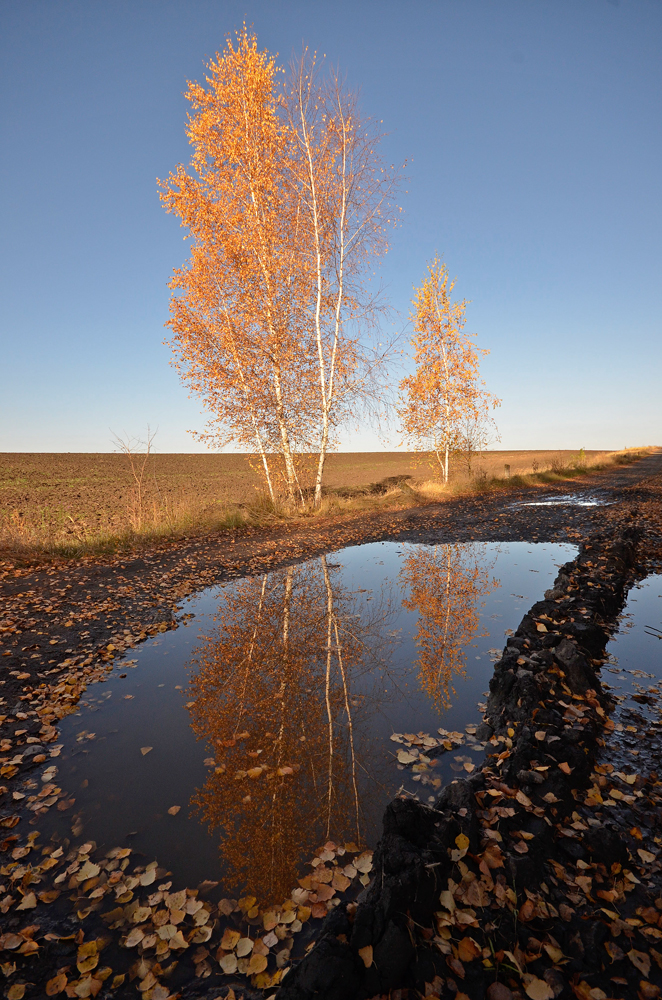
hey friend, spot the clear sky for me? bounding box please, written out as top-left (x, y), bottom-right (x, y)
top-left (1, 0), bottom-right (660, 453)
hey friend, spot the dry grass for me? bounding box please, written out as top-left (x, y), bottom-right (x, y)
top-left (0, 447), bottom-right (653, 560)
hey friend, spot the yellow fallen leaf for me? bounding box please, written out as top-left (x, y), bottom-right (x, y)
top-left (167, 805), bottom-right (181, 816)
top-left (262, 909), bottom-right (280, 931)
top-left (638, 848), bottom-right (656, 864)
top-left (220, 928), bottom-right (241, 951)
top-left (7, 986), bottom-right (25, 1000)
top-left (535, 622), bottom-right (548, 632)
top-left (46, 973), bottom-right (68, 996)
top-left (455, 833), bottom-right (470, 851)
top-left (358, 945), bottom-right (373, 968)
top-left (140, 747), bottom-right (153, 756)
top-left (247, 953), bottom-right (268, 975)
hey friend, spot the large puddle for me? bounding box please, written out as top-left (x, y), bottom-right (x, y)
top-left (33, 540), bottom-right (575, 907)
top-left (601, 574), bottom-right (662, 732)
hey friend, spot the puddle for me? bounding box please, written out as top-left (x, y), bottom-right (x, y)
top-left (511, 492), bottom-right (610, 508)
top-left (31, 540), bottom-right (575, 906)
top-left (601, 575), bottom-right (662, 737)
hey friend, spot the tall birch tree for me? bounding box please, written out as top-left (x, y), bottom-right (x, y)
top-left (159, 32), bottom-right (398, 507)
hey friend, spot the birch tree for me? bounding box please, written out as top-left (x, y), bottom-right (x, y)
top-left (286, 55), bottom-right (398, 506)
top-left (398, 257), bottom-right (500, 483)
top-left (159, 32), bottom-right (398, 507)
top-left (158, 30), bottom-right (315, 503)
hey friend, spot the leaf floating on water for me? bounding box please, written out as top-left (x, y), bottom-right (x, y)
top-left (167, 806), bottom-right (181, 816)
top-left (140, 746), bottom-right (152, 756)
top-left (397, 750), bottom-right (417, 765)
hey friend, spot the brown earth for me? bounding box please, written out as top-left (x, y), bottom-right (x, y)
top-left (0, 450), bottom-right (608, 542)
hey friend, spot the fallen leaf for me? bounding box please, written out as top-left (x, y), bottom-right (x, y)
top-left (247, 953), bottom-right (268, 975)
top-left (446, 956), bottom-right (465, 979)
top-left (7, 986), bottom-right (25, 1000)
top-left (140, 747), bottom-right (152, 756)
top-left (46, 973), bottom-right (68, 996)
top-left (397, 750), bottom-right (417, 765)
top-left (220, 928), bottom-right (240, 951)
top-left (236, 937), bottom-right (253, 958)
top-left (457, 936), bottom-right (481, 962)
top-left (167, 806), bottom-right (180, 816)
top-left (358, 945), bottom-right (373, 968)
top-left (629, 949), bottom-right (651, 978)
top-left (16, 892), bottom-right (36, 910)
top-left (525, 980), bottom-right (554, 1000)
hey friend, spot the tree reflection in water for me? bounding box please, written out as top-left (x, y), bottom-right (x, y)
top-left (400, 543), bottom-right (499, 711)
top-left (185, 544), bottom-right (499, 906)
top-left (185, 556), bottom-right (394, 905)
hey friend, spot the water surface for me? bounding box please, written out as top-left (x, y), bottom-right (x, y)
top-left (35, 540), bottom-right (575, 904)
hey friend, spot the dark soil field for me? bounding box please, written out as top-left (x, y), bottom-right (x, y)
top-left (0, 450), bottom-right (608, 517)
top-left (0, 450), bottom-right (617, 549)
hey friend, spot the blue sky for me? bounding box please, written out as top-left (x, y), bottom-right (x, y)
top-left (1, 0), bottom-right (660, 452)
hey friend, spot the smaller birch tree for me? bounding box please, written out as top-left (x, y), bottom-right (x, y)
top-left (398, 257), bottom-right (500, 483)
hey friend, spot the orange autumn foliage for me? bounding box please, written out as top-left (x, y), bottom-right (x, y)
top-left (398, 257), bottom-right (500, 483)
top-left (159, 30), bottom-right (398, 505)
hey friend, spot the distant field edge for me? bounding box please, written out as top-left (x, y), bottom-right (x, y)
top-left (0, 446), bottom-right (656, 564)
